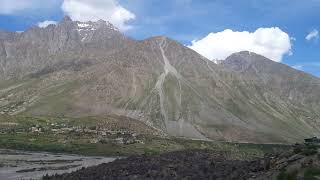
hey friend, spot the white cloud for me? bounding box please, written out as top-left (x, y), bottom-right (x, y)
top-left (61, 0), bottom-right (135, 31)
top-left (292, 65), bottom-right (303, 70)
top-left (188, 27), bottom-right (292, 62)
top-left (306, 29), bottom-right (319, 41)
top-left (38, 20), bottom-right (57, 28)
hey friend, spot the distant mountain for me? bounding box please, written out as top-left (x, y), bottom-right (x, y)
top-left (0, 16), bottom-right (134, 80)
top-left (0, 17), bottom-right (319, 143)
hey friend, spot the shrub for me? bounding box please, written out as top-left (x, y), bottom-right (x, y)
top-left (277, 169), bottom-right (298, 180)
top-left (302, 148), bottom-right (318, 156)
top-left (304, 167), bottom-right (320, 180)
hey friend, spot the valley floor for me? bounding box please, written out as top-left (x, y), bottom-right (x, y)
top-left (45, 145), bottom-right (320, 180)
top-left (0, 133), bottom-right (288, 159)
top-left (0, 115), bottom-right (288, 158)
top-left (1, 115), bottom-right (307, 180)
top-left (0, 149), bottom-right (116, 180)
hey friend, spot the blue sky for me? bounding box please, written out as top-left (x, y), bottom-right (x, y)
top-left (0, 0), bottom-right (319, 77)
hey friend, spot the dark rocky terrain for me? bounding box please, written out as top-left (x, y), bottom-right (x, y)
top-left (45, 150), bottom-right (268, 180)
top-left (44, 144), bottom-right (320, 180)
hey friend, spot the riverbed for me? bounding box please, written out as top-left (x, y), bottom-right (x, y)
top-left (0, 149), bottom-right (117, 180)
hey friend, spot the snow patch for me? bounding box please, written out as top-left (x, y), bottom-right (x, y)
top-left (106, 22), bottom-right (119, 31)
top-left (77, 23), bottom-right (90, 28)
top-left (75, 20), bottom-right (119, 42)
top-left (81, 33), bottom-right (88, 42)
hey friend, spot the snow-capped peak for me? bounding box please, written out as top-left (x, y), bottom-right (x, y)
top-left (76, 20), bottom-right (119, 32)
top-left (76, 22), bottom-right (96, 32)
top-left (75, 20), bottom-right (120, 42)
top-left (77, 23), bottom-right (90, 28)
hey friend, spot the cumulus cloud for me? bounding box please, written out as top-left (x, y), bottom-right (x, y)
top-left (38, 20), bottom-right (57, 28)
top-left (61, 0), bottom-right (135, 31)
top-left (188, 27), bottom-right (292, 62)
top-left (306, 29), bottom-right (319, 41)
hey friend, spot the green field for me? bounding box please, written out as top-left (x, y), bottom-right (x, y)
top-left (0, 115), bottom-right (290, 159)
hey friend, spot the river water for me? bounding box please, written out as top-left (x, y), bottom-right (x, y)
top-left (0, 149), bottom-right (117, 180)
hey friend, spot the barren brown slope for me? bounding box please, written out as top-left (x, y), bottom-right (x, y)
top-left (0, 18), bottom-right (319, 143)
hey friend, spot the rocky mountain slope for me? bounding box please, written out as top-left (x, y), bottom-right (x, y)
top-left (0, 17), bottom-right (319, 143)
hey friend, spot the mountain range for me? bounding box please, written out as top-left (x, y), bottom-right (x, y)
top-left (0, 17), bottom-right (319, 143)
